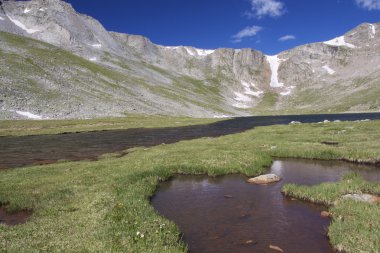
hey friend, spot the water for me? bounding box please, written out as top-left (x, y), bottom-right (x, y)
top-left (1, 113), bottom-right (380, 169)
top-left (0, 206), bottom-right (32, 226)
top-left (151, 159), bottom-right (380, 253)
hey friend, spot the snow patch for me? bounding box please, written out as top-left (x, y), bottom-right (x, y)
top-left (16, 111), bottom-right (43, 120)
top-left (323, 65), bottom-right (335, 75)
top-left (266, 55), bottom-right (285, 88)
top-left (324, 36), bottom-right (356, 48)
top-left (240, 81), bottom-right (263, 97)
top-left (233, 89), bottom-right (252, 109)
top-left (165, 46), bottom-right (214, 57)
top-left (0, 17), bottom-right (4, 21)
top-left (233, 103), bottom-right (251, 109)
top-left (245, 90), bottom-right (264, 97)
top-left (232, 81), bottom-right (264, 109)
top-left (369, 24), bottom-right (376, 39)
top-left (184, 47), bottom-right (196, 56)
top-left (39, 8), bottom-right (46, 11)
top-left (165, 46), bottom-right (179, 49)
top-left (24, 8), bottom-right (31, 14)
top-left (92, 43), bottom-right (102, 49)
top-left (280, 86), bottom-right (295, 96)
top-left (241, 81), bottom-right (251, 88)
top-left (234, 92), bottom-right (252, 102)
top-left (195, 49), bottom-right (214, 56)
top-left (89, 57), bottom-right (97, 61)
top-left (7, 15), bottom-right (40, 34)
top-left (213, 115), bottom-right (231, 119)
top-left (185, 47), bottom-right (214, 57)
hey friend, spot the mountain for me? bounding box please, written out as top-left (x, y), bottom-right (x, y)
top-left (0, 0), bottom-right (379, 119)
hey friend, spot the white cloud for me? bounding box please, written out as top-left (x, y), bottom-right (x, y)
top-left (278, 35), bottom-right (296, 42)
top-left (355, 0), bottom-right (380, 10)
top-left (246, 0), bottom-right (286, 19)
top-left (232, 26), bottom-right (263, 43)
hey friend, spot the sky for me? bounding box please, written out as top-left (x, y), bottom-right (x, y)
top-left (65, 0), bottom-right (380, 55)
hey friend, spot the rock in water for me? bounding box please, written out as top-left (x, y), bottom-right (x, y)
top-left (247, 174), bottom-right (281, 185)
top-left (320, 211), bottom-right (330, 218)
top-left (269, 244), bottom-right (284, 252)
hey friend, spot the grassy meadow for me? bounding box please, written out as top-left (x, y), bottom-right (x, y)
top-left (0, 116), bottom-right (218, 136)
top-left (0, 118), bottom-right (380, 252)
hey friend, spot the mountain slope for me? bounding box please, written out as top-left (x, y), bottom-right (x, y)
top-left (277, 23), bottom-right (380, 114)
top-left (0, 0), bottom-right (379, 119)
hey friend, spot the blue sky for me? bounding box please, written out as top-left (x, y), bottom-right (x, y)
top-left (66, 0), bottom-right (380, 55)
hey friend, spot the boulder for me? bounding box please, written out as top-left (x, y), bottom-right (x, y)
top-left (342, 194), bottom-right (380, 204)
top-left (247, 174), bottom-right (281, 185)
top-left (320, 211), bottom-right (330, 218)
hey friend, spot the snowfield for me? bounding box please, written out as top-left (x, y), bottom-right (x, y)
top-left (324, 36), bottom-right (356, 48)
top-left (266, 55), bottom-right (285, 88)
top-left (15, 111), bottom-right (43, 120)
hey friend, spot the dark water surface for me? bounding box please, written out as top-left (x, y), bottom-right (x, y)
top-left (151, 159), bottom-right (380, 253)
top-left (0, 206), bottom-right (32, 226)
top-left (1, 113), bottom-right (380, 169)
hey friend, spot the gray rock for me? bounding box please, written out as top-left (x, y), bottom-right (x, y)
top-left (247, 174), bottom-right (281, 185)
top-left (342, 194), bottom-right (380, 204)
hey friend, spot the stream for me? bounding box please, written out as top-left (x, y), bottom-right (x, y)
top-left (1, 112), bottom-right (380, 169)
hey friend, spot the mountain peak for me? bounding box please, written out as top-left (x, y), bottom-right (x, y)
top-left (0, 0), bottom-right (379, 119)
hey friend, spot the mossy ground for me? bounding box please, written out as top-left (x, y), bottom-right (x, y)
top-left (0, 119), bottom-right (380, 252)
top-left (283, 173), bottom-right (380, 253)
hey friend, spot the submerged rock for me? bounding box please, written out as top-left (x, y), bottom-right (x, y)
top-left (342, 194), bottom-right (380, 204)
top-left (245, 240), bottom-right (256, 245)
top-left (269, 244), bottom-right (284, 252)
top-left (247, 174), bottom-right (281, 185)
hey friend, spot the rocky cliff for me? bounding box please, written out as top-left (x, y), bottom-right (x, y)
top-left (0, 0), bottom-right (379, 119)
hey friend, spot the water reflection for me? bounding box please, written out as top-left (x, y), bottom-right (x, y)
top-left (274, 159), bottom-right (380, 184)
top-left (152, 159), bottom-right (380, 253)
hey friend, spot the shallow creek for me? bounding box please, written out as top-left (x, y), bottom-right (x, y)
top-left (2, 113), bottom-right (380, 169)
top-left (151, 159), bottom-right (380, 253)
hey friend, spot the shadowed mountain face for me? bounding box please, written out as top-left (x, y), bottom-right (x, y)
top-left (0, 0), bottom-right (379, 119)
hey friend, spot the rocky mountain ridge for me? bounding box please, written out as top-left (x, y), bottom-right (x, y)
top-left (0, 0), bottom-right (379, 119)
